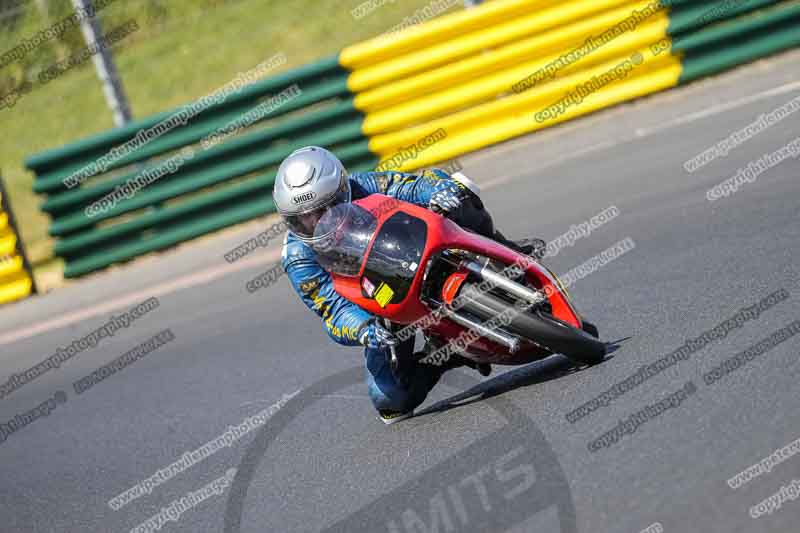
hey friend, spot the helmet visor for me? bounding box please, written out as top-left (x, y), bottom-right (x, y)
top-left (282, 181), bottom-right (351, 242)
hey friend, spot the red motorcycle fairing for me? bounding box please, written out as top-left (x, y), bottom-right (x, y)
top-left (328, 194), bottom-right (583, 364)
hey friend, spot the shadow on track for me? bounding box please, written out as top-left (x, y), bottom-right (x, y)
top-left (417, 336), bottom-right (630, 417)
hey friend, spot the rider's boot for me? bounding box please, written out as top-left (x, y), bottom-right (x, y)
top-left (493, 231), bottom-right (547, 260)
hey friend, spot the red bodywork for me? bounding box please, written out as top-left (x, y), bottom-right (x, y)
top-left (330, 195), bottom-right (584, 364)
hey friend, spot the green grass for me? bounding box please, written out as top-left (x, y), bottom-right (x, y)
top-left (0, 0), bottom-right (462, 274)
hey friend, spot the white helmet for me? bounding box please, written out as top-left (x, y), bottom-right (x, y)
top-left (272, 146), bottom-right (351, 242)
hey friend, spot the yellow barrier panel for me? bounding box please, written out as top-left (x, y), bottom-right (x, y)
top-left (0, 270), bottom-right (32, 306)
top-left (0, 230), bottom-right (17, 258)
top-left (355, 0), bottom-right (666, 111)
top-left (0, 175), bottom-right (34, 304)
top-left (347, 0), bottom-right (651, 92)
top-left (364, 20), bottom-right (671, 139)
top-left (372, 46), bottom-right (682, 168)
top-left (0, 255), bottom-right (23, 278)
top-left (340, 0), bottom-right (552, 69)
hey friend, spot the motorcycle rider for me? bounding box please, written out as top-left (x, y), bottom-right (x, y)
top-left (275, 146), bottom-right (544, 424)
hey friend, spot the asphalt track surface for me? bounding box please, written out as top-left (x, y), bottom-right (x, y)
top-left (1, 51), bottom-right (798, 533)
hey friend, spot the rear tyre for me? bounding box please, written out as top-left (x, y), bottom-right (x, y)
top-left (458, 284), bottom-right (606, 365)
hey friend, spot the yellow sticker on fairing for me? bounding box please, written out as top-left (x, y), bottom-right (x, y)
top-left (374, 283), bottom-right (395, 308)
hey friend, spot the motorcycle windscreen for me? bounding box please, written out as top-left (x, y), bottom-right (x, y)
top-left (362, 212), bottom-right (427, 305)
top-left (311, 203), bottom-right (378, 277)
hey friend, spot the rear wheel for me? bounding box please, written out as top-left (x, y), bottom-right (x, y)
top-left (457, 283), bottom-right (606, 365)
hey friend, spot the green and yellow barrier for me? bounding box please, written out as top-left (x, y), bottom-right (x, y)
top-left (25, 0), bottom-right (800, 278)
top-left (0, 176), bottom-right (35, 304)
top-left (338, 0), bottom-right (800, 169)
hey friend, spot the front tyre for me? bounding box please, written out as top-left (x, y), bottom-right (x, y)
top-left (458, 284), bottom-right (606, 365)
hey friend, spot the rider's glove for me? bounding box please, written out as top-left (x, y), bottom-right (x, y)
top-left (428, 182), bottom-right (465, 216)
top-left (358, 319), bottom-right (399, 349)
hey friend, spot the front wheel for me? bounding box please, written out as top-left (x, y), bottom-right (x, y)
top-left (458, 284), bottom-right (606, 365)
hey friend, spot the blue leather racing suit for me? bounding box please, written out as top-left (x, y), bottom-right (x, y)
top-left (281, 169), bottom-right (495, 414)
